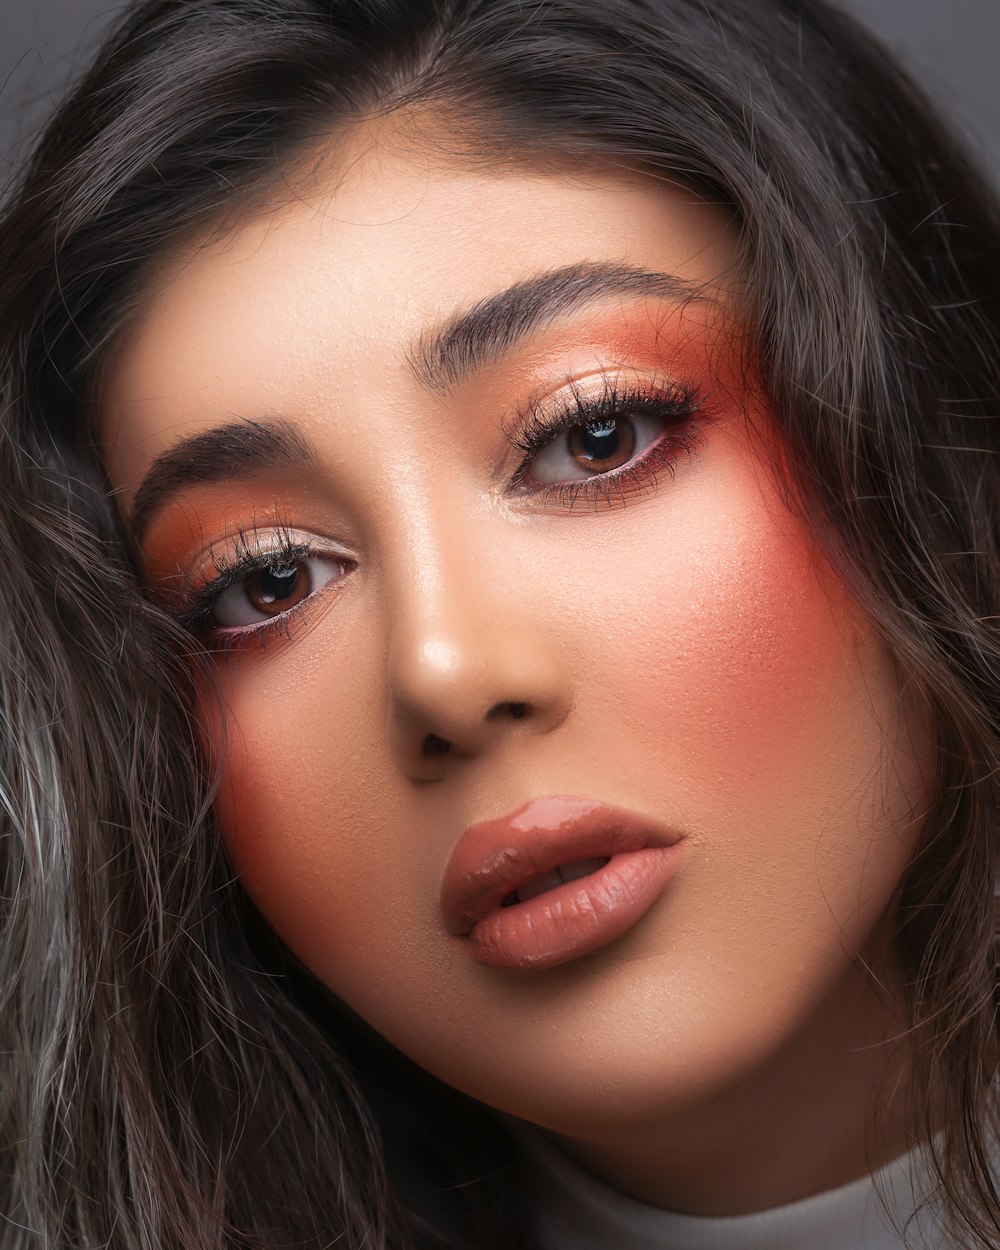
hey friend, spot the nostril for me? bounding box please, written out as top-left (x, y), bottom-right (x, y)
top-left (487, 701), bottom-right (531, 721)
top-left (422, 734), bottom-right (451, 757)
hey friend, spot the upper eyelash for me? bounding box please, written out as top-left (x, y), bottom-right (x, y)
top-left (172, 523), bottom-right (316, 641)
top-left (502, 374), bottom-right (708, 507)
top-left (166, 376), bottom-right (708, 647)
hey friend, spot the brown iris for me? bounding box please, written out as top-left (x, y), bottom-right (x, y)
top-left (566, 417), bottom-right (636, 472)
top-left (244, 563), bottom-right (311, 616)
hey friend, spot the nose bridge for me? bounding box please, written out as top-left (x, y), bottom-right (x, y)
top-left (380, 488), bottom-right (570, 768)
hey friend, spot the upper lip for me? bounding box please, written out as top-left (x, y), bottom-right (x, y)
top-left (440, 795), bottom-right (683, 936)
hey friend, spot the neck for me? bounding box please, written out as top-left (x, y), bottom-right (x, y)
top-left (538, 962), bottom-right (925, 1216)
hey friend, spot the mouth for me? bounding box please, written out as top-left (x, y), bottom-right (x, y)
top-left (499, 857), bottom-right (612, 907)
top-left (440, 795), bottom-right (684, 970)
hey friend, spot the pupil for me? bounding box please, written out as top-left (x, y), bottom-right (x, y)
top-left (566, 415), bottom-right (637, 473)
top-left (256, 564), bottom-right (300, 605)
top-left (579, 419), bottom-right (619, 461)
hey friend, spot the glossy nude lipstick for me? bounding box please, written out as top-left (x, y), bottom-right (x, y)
top-left (440, 795), bottom-right (683, 970)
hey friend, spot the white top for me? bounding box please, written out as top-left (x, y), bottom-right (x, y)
top-left (505, 1118), bottom-right (960, 1250)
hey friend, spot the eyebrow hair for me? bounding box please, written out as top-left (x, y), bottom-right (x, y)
top-left (126, 261), bottom-right (714, 547)
top-left (408, 260), bottom-right (713, 392)
top-left (128, 417), bottom-right (319, 549)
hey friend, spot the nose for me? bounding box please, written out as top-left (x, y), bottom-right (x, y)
top-left (383, 514), bottom-right (572, 780)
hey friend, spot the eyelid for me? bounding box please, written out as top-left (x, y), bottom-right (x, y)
top-left (152, 370), bottom-right (709, 652)
top-left (164, 524), bottom-right (352, 645)
top-left (506, 364), bottom-right (673, 419)
top-left (501, 368), bottom-right (696, 451)
top-left (500, 369), bottom-right (707, 501)
top-left (190, 526), bottom-right (335, 589)
top-left (211, 551), bottom-right (347, 631)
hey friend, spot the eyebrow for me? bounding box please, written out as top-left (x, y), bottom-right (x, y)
top-left (128, 417), bottom-right (318, 549)
top-left (126, 260), bottom-right (712, 547)
top-left (409, 260), bottom-right (710, 391)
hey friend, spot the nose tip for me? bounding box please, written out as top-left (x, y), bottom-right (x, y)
top-left (389, 629), bottom-right (571, 779)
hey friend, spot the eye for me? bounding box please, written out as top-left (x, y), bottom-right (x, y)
top-left (211, 555), bottom-right (347, 629)
top-left (526, 411), bottom-right (664, 484)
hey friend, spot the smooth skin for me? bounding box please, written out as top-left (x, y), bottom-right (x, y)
top-left (101, 119), bottom-right (936, 1216)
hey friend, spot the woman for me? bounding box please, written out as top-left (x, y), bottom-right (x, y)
top-left (0, 0), bottom-right (997, 1246)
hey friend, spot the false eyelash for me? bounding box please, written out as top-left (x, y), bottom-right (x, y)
top-left (172, 523), bottom-right (320, 652)
top-left (502, 375), bottom-right (709, 511)
top-left (164, 376), bottom-right (709, 654)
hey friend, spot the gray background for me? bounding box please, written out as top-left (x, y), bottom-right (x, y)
top-left (1, 1), bottom-right (999, 192)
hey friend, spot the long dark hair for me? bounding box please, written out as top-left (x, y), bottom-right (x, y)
top-left (1, 1), bottom-right (998, 1246)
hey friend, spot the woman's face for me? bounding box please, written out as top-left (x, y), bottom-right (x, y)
top-left (102, 126), bottom-right (935, 1201)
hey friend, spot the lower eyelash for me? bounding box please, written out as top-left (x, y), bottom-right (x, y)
top-left (505, 376), bottom-right (709, 509)
top-left (172, 529), bottom-right (332, 654)
top-left (206, 595), bottom-right (312, 656)
top-left (542, 426), bottom-right (705, 512)
top-left (164, 379), bottom-right (705, 652)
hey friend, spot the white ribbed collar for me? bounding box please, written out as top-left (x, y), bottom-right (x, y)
top-left (504, 1117), bottom-right (954, 1250)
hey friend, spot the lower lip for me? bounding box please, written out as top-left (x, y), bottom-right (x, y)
top-left (466, 845), bottom-right (682, 971)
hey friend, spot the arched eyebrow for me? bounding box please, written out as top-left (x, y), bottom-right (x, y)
top-left (126, 260), bottom-right (711, 547)
top-left (127, 417), bottom-right (318, 549)
top-left (408, 260), bottom-right (709, 392)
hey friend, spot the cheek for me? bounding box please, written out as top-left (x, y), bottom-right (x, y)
top-left (199, 631), bottom-right (461, 1043)
top-left (615, 493), bottom-right (861, 798)
top-left (199, 643), bottom-right (400, 960)
top-left (581, 426), bottom-right (931, 934)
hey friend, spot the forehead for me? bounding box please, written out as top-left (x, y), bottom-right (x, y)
top-left (100, 133), bottom-right (739, 484)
